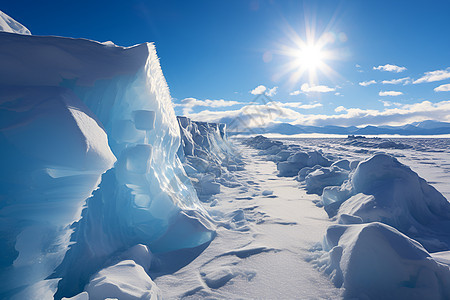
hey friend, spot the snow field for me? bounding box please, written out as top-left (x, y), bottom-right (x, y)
top-left (244, 135), bottom-right (450, 299)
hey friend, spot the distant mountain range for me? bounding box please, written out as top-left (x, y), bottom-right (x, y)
top-left (229, 120), bottom-right (450, 136)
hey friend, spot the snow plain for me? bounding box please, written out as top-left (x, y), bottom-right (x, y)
top-left (153, 141), bottom-right (342, 299)
top-left (153, 135), bottom-right (450, 299)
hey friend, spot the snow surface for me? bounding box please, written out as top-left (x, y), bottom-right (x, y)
top-left (153, 143), bottom-right (341, 299)
top-left (243, 135), bottom-right (450, 299)
top-left (0, 11), bottom-right (31, 35)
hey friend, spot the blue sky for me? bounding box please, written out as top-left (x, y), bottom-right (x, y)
top-left (3, 0), bottom-right (450, 127)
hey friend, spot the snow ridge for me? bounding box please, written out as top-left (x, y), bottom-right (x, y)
top-left (0, 11), bottom-right (31, 35)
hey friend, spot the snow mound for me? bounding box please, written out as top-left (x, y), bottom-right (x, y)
top-left (244, 135), bottom-right (283, 151)
top-left (276, 150), bottom-right (331, 177)
top-left (0, 31), bottom-right (214, 298)
top-left (84, 259), bottom-right (162, 300)
top-left (304, 166), bottom-right (349, 195)
top-left (244, 136), bottom-right (331, 177)
top-left (322, 154), bottom-right (450, 251)
top-left (312, 222), bottom-right (450, 300)
top-left (82, 245), bottom-right (161, 300)
top-left (0, 11), bottom-right (31, 35)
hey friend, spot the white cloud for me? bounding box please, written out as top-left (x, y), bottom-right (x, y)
top-left (435, 83), bottom-right (450, 92)
top-left (263, 101), bottom-right (322, 109)
top-left (185, 99), bottom-right (450, 128)
top-left (290, 83), bottom-right (335, 95)
top-left (250, 85), bottom-right (279, 97)
top-left (379, 100), bottom-right (402, 107)
top-left (359, 80), bottom-right (376, 86)
top-left (290, 100), bottom-right (450, 127)
top-left (300, 83), bottom-right (335, 93)
top-left (250, 85), bottom-right (267, 95)
top-left (283, 102), bottom-right (322, 109)
top-left (187, 102), bottom-right (304, 130)
top-left (265, 86), bottom-right (278, 97)
top-left (335, 106), bottom-right (346, 112)
top-left (413, 69), bottom-right (450, 84)
top-left (382, 77), bottom-right (410, 85)
top-left (379, 90), bottom-right (403, 96)
top-left (373, 64), bottom-right (407, 73)
top-left (177, 97), bottom-right (242, 115)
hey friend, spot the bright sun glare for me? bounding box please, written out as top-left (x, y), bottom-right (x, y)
top-left (294, 44), bottom-right (324, 72)
top-left (274, 20), bottom-right (341, 87)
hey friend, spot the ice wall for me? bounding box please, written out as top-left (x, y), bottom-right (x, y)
top-left (0, 86), bottom-right (115, 299)
top-left (0, 31), bottom-right (214, 299)
top-left (177, 117), bottom-right (242, 199)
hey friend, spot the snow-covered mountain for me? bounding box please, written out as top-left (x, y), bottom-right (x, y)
top-left (230, 120), bottom-right (450, 136)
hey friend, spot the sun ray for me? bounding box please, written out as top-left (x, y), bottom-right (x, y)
top-left (273, 16), bottom-right (345, 89)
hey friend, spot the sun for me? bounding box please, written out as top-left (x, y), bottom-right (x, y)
top-left (294, 43), bottom-right (324, 72)
top-left (273, 21), bottom-right (341, 87)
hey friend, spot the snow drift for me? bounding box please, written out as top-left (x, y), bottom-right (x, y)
top-left (322, 154), bottom-right (450, 251)
top-left (312, 222), bottom-right (450, 299)
top-left (303, 165), bottom-right (349, 195)
top-left (242, 135), bottom-right (450, 298)
top-left (0, 24), bottom-right (213, 299)
top-left (244, 135), bottom-right (332, 177)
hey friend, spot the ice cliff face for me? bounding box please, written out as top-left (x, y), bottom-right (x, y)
top-left (0, 27), bottom-right (213, 299)
top-left (177, 117), bottom-right (243, 199)
top-left (0, 86), bottom-right (116, 299)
